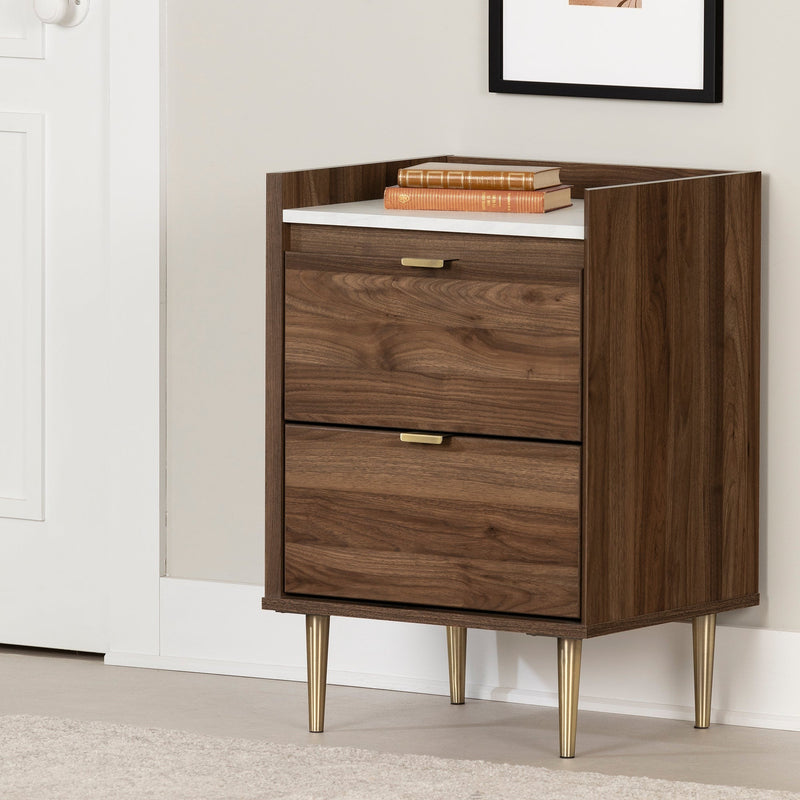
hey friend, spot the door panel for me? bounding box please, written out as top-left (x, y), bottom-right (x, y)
top-left (0, 6), bottom-right (112, 650)
top-left (0, 0), bottom-right (43, 59)
top-left (0, 113), bottom-right (43, 520)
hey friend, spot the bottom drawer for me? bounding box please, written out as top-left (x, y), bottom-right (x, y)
top-left (284, 424), bottom-right (580, 618)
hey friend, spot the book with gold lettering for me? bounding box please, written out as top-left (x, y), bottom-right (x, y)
top-left (384, 184), bottom-right (572, 214)
top-left (397, 162), bottom-right (561, 191)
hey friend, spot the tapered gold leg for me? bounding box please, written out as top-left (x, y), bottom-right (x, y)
top-left (693, 613), bottom-right (716, 729)
top-left (306, 614), bottom-right (330, 732)
top-left (446, 626), bottom-right (467, 704)
top-left (557, 638), bottom-right (582, 758)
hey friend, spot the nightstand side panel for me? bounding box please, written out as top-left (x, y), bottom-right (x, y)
top-left (583, 174), bottom-right (760, 629)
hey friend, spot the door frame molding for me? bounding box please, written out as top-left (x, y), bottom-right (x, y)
top-left (106, 0), bottom-right (164, 657)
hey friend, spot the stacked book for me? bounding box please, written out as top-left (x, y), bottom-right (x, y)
top-left (384, 162), bottom-right (572, 214)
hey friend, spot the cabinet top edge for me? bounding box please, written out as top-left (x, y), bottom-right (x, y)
top-left (584, 170), bottom-right (761, 194)
top-left (265, 157), bottom-right (746, 181)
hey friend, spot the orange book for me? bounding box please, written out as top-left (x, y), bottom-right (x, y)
top-left (397, 161), bottom-right (561, 191)
top-left (384, 185), bottom-right (572, 214)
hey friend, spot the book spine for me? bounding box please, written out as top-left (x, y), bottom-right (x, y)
top-left (384, 186), bottom-right (552, 213)
top-left (397, 167), bottom-right (547, 191)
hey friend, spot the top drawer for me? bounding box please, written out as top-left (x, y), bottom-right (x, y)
top-left (284, 225), bottom-right (583, 441)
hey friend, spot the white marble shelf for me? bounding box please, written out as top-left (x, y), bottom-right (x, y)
top-left (283, 198), bottom-right (585, 240)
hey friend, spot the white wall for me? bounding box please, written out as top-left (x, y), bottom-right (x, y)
top-left (156, 0), bottom-right (800, 724)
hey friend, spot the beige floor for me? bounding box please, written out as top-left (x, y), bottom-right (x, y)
top-left (1, 645), bottom-right (798, 793)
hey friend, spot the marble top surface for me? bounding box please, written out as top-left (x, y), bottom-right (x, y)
top-left (283, 198), bottom-right (585, 240)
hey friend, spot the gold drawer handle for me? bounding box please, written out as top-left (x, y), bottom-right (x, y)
top-left (400, 258), bottom-right (452, 269)
top-left (400, 432), bottom-right (449, 445)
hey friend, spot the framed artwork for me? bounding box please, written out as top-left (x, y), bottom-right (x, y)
top-left (489, 0), bottom-right (723, 103)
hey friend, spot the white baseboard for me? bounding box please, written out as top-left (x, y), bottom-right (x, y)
top-left (104, 577), bottom-right (800, 733)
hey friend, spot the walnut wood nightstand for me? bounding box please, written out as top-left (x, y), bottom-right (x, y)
top-left (263, 157), bottom-right (760, 757)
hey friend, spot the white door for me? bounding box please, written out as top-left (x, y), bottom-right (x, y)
top-left (0, 2), bottom-right (162, 653)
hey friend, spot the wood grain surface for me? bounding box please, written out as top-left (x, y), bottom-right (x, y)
top-left (263, 592), bottom-right (760, 638)
top-left (278, 157), bottom-right (447, 209)
top-left (283, 425), bottom-right (581, 617)
top-left (719, 172), bottom-right (761, 600)
top-left (284, 247), bottom-right (582, 440)
top-left (264, 594), bottom-right (589, 637)
top-left (582, 173), bottom-right (760, 626)
top-left (288, 225), bottom-right (584, 272)
top-left (264, 173), bottom-right (285, 599)
top-left (447, 156), bottom-right (721, 199)
top-left (265, 159), bottom-right (444, 599)
top-left (265, 158), bottom-right (760, 635)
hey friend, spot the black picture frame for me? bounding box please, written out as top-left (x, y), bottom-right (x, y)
top-left (489, 0), bottom-right (723, 103)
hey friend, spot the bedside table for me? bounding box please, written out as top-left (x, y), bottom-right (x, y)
top-left (263, 156), bottom-right (760, 757)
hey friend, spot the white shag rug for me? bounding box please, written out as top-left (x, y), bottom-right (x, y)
top-left (0, 714), bottom-right (798, 800)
